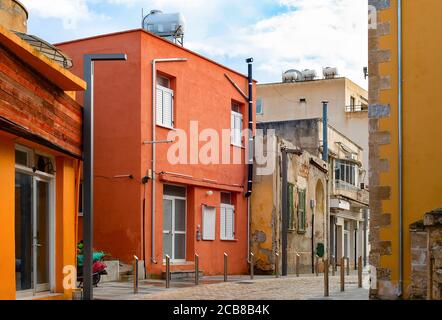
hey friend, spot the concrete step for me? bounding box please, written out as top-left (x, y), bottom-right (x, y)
top-left (161, 270), bottom-right (204, 280)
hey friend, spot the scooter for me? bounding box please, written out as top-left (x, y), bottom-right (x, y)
top-left (76, 241), bottom-right (108, 287)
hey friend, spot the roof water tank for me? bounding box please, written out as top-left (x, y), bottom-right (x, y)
top-left (142, 10), bottom-right (185, 38)
top-left (282, 69), bottom-right (302, 83)
top-left (323, 67), bottom-right (338, 79)
top-left (301, 69), bottom-right (317, 81)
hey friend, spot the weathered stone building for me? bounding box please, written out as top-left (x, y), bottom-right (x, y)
top-left (251, 137), bottom-right (328, 274)
top-left (255, 119), bottom-right (369, 272)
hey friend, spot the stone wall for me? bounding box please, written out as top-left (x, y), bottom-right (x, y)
top-left (424, 209), bottom-right (442, 300)
top-left (409, 209), bottom-right (442, 300)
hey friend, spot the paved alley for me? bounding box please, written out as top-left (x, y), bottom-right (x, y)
top-left (93, 270), bottom-right (370, 300)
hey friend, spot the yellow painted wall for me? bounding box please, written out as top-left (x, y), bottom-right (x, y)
top-left (55, 157), bottom-right (78, 299)
top-left (0, 133), bottom-right (79, 300)
top-left (0, 136), bottom-right (16, 299)
top-left (374, 0), bottom-right (442, 298)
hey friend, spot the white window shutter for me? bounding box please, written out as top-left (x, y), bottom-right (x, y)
top-left (163, 90), bottom-right (173, 127)
top-left (202, 206), bottom-right (216, 240)
top-left (226, 206), bottom-right (234, 240)
top-left (156, 86), bottom-right (163, 125)
top-left (220, 204), bottom-right (234, 240)
top-left (231, 112), bottom-right (235, 145)
top-left (220, 206), bottom-right (226, 240)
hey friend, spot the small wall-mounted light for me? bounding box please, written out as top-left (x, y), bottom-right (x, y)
top-left (206, 190), bottom-right (214, 196)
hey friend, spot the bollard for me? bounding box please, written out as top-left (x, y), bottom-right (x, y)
top-left (428, 256), bottom-right (434, 300)
top-left (296, 253), bottom-right (300, 277)
top-left (275, 252), bottom-right (280, 278)
top-left (224, 253), bottom-right (228, 282)
top-left (315, 256), bottom-right (319, 276)
top-left (358, 256), bottom-right (363, 288)
top-left (346, 257), bottom-right (350, 276)
top-left (133, 255), bottom-right (139, 294)
top-left (340, 257), bottom-right (345, 292)
top-left (165, 255), bottom-right (171, 289)
top-left (332, 256), bottom-right (336, 276)
top-left (195, 253), bottom-right (199, 286)
top-left (324, 259), bottom-right (329, 297)
top-left (250, 253), bottom-right (254, 280)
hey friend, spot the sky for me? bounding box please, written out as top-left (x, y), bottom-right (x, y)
top-left (20, 0), bottom-right (368, 88)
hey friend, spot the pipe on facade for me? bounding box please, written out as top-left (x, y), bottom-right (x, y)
top-left (397, 0), bottom-right (404, 297)
top-left (245, 58), bottom-right (254, 263)
top-left (150, 58), bottom-right (187, 265)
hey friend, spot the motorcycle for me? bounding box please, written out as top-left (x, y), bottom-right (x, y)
top-left (76, 241), bottom-right (108, 287)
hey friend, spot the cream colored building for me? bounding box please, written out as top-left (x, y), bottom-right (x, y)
top-left (256, 76), bottom-right (368, 186)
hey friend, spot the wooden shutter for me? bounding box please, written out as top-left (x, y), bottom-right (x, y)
top-left (288, 183), bottom-right (294, 230)
top-left (202, 206), bottom-right (216, 240)
top-left (298, 189), bottom-right (306, 232)
top-left (231, 111), bottom-right (243, 146)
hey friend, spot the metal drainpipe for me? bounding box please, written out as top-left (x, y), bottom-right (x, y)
top-left (322, 101), bottom-right (330, 264)
top-left (397, 0), bottom-right (404, 297)
top-left (245, 58), bottom-right (254, 263)
top-left (150, 58), bottom-right (187, 265)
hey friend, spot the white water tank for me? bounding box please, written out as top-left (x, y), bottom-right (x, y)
top-left (323, 67), bottom-right (338, 79)
top-left (142, 10), bottom-right (185, 39)
top-left (301, 69), bottom-right (317, 81)
top-left (282, 69), bottom-right (302, 83)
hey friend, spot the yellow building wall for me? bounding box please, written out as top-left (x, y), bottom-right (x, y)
top-left (0, 136), bottom-right (16, 299)
top-left (372, 0), bottom-right (442, 299)
top-left (0, 133), bottom-right (79, 300)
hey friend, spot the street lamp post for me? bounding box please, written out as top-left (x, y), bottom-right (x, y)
top-left (83, 54), bottom-right (127, 300)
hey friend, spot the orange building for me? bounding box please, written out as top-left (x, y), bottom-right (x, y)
top-left (58, 29), bottom-right (256, 277)
top-left (0, 3), bottom-right (86, 299)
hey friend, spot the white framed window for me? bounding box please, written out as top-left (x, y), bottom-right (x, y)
top-left (156, 84), bottom-right (174, 128)
top-left (202, 205), bottom-right (216, 240)
top-left (220, 204), bottom-right (235, 240)
top-left (231, 111), bottom-right (243, 147)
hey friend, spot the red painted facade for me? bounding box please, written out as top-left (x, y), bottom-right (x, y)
top-left (58, 29), bottom-right (256, 276)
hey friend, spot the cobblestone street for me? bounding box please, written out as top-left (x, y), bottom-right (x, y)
top-left (94, 270), bottom-right (370, 300)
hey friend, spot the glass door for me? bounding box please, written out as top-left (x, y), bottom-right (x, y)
top-left (34, 179), bottom-right (50, 292)
top-left (162, 196), bottom-right (186, 261)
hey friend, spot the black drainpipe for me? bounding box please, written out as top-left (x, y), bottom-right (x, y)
top-left (245, 58), bottom-right (254, 199)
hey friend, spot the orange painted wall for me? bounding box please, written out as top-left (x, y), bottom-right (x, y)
top-left (58, 29), bottom-right (255, 275)
top-left (0, 135), bottom-right (16, 299)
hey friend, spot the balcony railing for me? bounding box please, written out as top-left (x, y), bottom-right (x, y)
top-left (345, 104), bottom-right (368, 113)
top-left (334, 180), bottom-right (369, 206)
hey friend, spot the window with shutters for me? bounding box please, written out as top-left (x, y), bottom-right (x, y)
top-left (220, 204), bottom-right (235, 240)
top-left (297, 189), bottom-right (307, 233)
top-left (202, 205), bottom-right (216, 240)
top-left (231, 102), bottom-right (243, 147)
top-left (156, 76), bottom-right (174, 128)
top-left (287, 183), bottom-right (295, 230)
